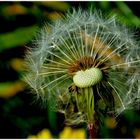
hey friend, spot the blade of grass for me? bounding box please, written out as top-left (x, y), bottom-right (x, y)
top-left (116, 2), bottom-right (140, 27)
top-left (0, 25), bottom-right (37, 52)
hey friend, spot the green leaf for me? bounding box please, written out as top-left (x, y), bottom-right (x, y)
top-left (0, 82), bottom-right (13, 94)
top-left (99, 1), bottom-right (111, 10)
top-left (0, 25), bottom-right (37, 52)
top-left (39, 2), bottom-right (70, 11)
top-left (0, 81), bottom-right (25, 98)
top-left (116, 2), bottom-right (140, 27)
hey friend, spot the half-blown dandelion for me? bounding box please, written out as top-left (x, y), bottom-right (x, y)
top-left (25, 9), bottom-right (140, 134)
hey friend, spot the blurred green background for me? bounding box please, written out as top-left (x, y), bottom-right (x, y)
top-left (0, 1), bottom-right (140, 138)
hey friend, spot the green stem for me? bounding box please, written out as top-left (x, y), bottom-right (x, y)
top-left (75, 91), bottom-right (80, 110)
top-left (84, 87), bottom-right (94, 123)
top-left (75, 87), bottom-right (95, 123)
top-left (84, 87), bottom-right (98, 138)
top-left (75, 86), bottom-right (97, 138)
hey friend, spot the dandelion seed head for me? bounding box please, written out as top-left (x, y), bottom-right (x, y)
top-left (25, 8), bottom-right (140, 124)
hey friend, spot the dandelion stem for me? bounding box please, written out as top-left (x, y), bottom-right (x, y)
top-left (81, 87), bottom-right (97, 138)
top-left (88, 123), bottom-right (98, 139)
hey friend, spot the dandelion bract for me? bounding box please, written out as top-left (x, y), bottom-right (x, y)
top-left (25, 9), bottom-right (140, 129)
